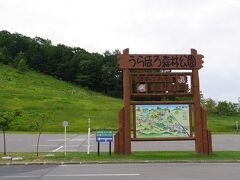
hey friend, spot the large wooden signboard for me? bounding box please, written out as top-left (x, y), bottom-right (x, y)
top-left (114, 48), bottom-right (212, 155)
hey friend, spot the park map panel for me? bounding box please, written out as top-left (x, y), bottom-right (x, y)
top-left (136, 104), bottom-right (190, 138)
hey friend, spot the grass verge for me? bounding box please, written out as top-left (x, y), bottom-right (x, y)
top-left (1, 151), bottom-right (240, 163)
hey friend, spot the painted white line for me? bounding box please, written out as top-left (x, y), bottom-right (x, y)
top-left (48, 139), bottom-right (69, 142)
top-left (1, 175), bottom-right (40, 178)
top-left (46, 174), bottom-right (140, 177)
top-left (32, 145), bottom-right (57, 147)
top-left (51, 145), bottom-right (63, 152)
top-left (70, 138), bottom-right (95, 141)
top-left (0, 174), bottom-right (140, 178)
top-left (70, 138), bottom-right (85, 141)
top-left (48, 138), bottom-right (95, 142)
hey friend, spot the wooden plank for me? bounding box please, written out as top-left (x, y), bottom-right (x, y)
top-left (130, 72), bottom-right (192, 76)
top-left (130, 101), bottom-right (194, 105)
top-left (131, 93), bottom-right (193, 97)
top-left (117, 48), bottom-right (204, 70)
top-left (133, 105), bottom-right (136, 138)
top-left (131, 137), bottom-right (195, 141)
top-left (189, 104), bottom-right (193, 137)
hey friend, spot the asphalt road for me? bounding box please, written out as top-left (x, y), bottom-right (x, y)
top-left (0, 163), bottom-right (240, 180)
top-left (0, 134), bottom-right (240, 153)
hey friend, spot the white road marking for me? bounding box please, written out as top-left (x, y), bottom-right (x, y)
top-left (51, 145), bottom-right (63, 152)
top-left (0, 175), bottom-right (40, 178)
top-left (46, 173), bottom-right (140, 177)
top-left (47, 139), bottom-right (70, 141)
top-left (48, 138), bottom-right (95, 142)
top-left (0, 174), bottom-right (140, 178)
top-left (70, 138), bottom-right (85, 141)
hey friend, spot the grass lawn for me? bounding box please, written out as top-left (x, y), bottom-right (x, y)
top-left (1, 151), bottom-right (240, 163)
top-left (1, 64), bottom-right (240, 133)
top-left (0, 64), bottom-right (121, 132)
top-left (207, 113), bottom-right (240, 133)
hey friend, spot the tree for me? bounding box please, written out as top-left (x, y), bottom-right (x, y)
top-left (203, 98), bottom-right (217, 113)
top-left (13, 51), bottom-right (27, 69)
top-left (101, 49), bottom-right (122, 96)
top-left (0, 111), bottom-right (19, 155)
top-left (216, 101), bottom-right (237, 115)
top-left (0, 31), bottom-right (125, 97)
top-left (74, 51), bottom-right (104, 91)
top-left (17, 58), bottom-right (28, 72)
top-left (32, 113), bottom-right (48, 157)
top-left (0, 47), bottom-right (11, 64)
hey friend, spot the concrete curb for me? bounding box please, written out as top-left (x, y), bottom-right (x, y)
top-left (1, 160), bottom-right (240, 166)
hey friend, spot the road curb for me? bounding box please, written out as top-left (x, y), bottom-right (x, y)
top-left (1, 160), bottom-right (240, 166)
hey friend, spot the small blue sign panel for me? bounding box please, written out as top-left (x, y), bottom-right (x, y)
top-left (96, 130), bottom-right (113, 142)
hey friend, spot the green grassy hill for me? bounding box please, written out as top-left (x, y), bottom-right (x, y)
top-left (0, 64), bottom-right (122, 132)
top-left (1, 64), bottom-right (239, 133)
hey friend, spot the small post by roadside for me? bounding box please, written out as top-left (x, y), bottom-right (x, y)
top-left (62, 121), bottom-right (68, 157)
top-left (98, 142), bottom-right (100, 156)
top-left (109, 142), bottom-right (111, 156)
top-left (87, 118), bottom-right (91, 154)
top-left (236, 121), bottom-right (239, 131)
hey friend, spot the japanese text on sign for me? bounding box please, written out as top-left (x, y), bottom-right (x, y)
top-left (129, 55), bottom-right (196, 68)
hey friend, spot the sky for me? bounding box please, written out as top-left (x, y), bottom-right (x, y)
top-left (0, 0), bottom-right (240, 102)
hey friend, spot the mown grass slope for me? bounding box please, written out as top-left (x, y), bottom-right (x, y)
top-left (1, 64), bottom-right (239, 133)
top-left (0, 64), bottom-right (122, 132)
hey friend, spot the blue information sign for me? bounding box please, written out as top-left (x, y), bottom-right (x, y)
top-left (96, 130), bottom-right (113, 142)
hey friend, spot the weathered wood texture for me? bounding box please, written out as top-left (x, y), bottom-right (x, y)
top-left (114, 48), bottom-right (212, 155)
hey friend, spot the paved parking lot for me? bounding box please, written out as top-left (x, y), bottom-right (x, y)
top-left (0, 134), bottom-right (240, 153)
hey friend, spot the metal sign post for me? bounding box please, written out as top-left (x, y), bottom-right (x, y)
top-left (62, 121), bottom-right (68, 157)
top-left (96, 130), bottom-right (113, 156)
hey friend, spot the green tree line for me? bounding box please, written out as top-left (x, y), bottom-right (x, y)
top-left (202, 98), bottom-right (239, 115)
top-left (0, 30), bottom-right (122, 97)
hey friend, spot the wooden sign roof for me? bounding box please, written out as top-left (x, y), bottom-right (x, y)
top-left (117, 48), bottom-right (204, 70)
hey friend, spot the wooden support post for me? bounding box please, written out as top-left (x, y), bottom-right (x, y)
top-left (133, 105), bottom-right (136, 138)
top-left (116, 108), bottom-right (125, 154)
top-left (201, 107), bottom-right (208, 154)
top-left (123, 68), bottom-right (131, 155)
top-left (192, 49), bottom-right (204, 154)
top-left (207, 130), bottom-right (213, 153)
top-left (114, 132), bottom-right (119, 154)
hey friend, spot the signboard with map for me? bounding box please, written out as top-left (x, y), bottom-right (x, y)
top-left (136, 104), bottom-right (191, 138)
top-left (114, 48), bottom-right (212, 155)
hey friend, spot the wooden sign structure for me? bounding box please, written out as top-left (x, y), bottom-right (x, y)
top-left (114, 48), bottom-right (212, 155)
